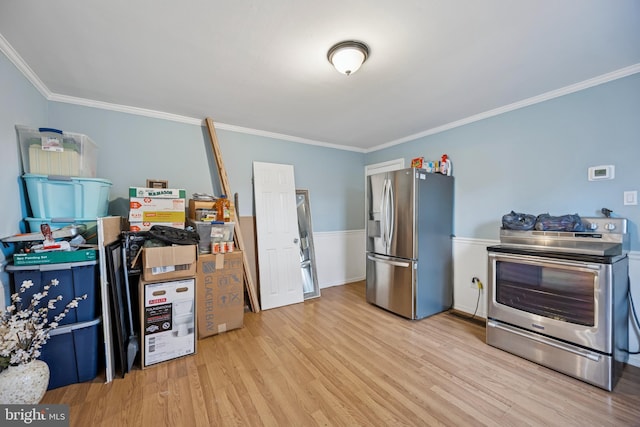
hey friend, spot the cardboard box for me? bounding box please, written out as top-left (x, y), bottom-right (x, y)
top-left (142, 245), bottom-right (197, 282)
top-left (196, 251), bottom-right (244, 339)
top-left (187, 199), bottom-right (235, 222)
top-left (130, 222), bottom-right (184, 232)
top-left (138, 211), bottom-right (185, 223)
top-left (188, 199), bottom-right (216, 220)
top-left (129, 187), bottom-right (186, 224)
top-left (140, 277), bottom-right (196, 368)
top-left (129, 197), bottom-right (186, 221)
top-left (130, 187), bottom-right (186, 199)
top-left (12, 248), bottom-right (97, 266)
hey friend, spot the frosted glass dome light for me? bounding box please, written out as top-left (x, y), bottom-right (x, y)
top-left (327, 41), bottom-right (369, 76)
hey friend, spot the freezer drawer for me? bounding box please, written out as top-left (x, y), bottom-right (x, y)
top-left (366, 254), bottom-right (415, 319)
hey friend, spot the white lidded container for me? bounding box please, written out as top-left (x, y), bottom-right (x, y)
top-left (16, 125), bottom-right (99, 177)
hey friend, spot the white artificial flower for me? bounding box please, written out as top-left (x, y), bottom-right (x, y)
top-left (0, 279), bottom-right (86, 371)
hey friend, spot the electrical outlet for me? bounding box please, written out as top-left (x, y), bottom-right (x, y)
top-left (471, 277), bottom-right (480, 289)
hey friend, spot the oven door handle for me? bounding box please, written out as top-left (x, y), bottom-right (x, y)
top-left (488, 252), bottom-right (602, 271)
top-left (487, 320), bottom-right (602, 362)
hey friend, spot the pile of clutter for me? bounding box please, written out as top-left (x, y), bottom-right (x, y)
top-left (502, 211), bottom-right (585, 232)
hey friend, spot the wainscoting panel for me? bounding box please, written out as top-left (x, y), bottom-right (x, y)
top-left (314, 230), bottom-right (366, 289)
top-left (452, 237), bottom-right (496, 319)
top-left (628, 252), bottom-right (640, 368)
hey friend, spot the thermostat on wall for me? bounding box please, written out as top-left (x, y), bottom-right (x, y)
top-left (588, 165), bottom-right (614, 181)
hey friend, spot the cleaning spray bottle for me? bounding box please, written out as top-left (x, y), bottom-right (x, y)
top-left (440, 154), bottom-right (452, 176)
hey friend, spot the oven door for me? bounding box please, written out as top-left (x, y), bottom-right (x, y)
top-left (487, 252), bottom-right (611, 353)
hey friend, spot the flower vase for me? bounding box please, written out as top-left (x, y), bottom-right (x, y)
top-left (0, 360), bottom-right (50, 404)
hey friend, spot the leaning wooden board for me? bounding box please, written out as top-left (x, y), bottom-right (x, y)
top-left (205, 117), bottom-right (260, 313)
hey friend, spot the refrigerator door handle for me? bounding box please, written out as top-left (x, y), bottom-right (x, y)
top-left (380, 178), bottom-right (389, 249)
top-left (367, 255), bottom-right (410, 268)
top-left (387, 180), bottom-right (394, 246)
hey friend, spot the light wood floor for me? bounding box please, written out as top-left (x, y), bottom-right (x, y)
top-left (42, 281), bottom-right (640, 426)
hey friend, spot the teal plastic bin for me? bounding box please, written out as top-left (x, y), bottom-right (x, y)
top-left (23, 173), bottom-right (111, 219)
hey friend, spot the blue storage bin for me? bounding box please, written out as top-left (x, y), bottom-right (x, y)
top-left (6, 260), bottom-right (98, 325)
top-left (39, 317), bottom-right (101, 389)
top-left (23, 174), bottom-right (111, 219)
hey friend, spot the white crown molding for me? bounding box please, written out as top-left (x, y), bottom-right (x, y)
top-left (367, 63), bottom-right (640, 153)
top-left (0, 33), bottom-right (51, 98)
top-left (49, 93), bottom-right (367, 152)
top-left (2, 30), bottom-right (637, 154)
top-left (49, 93), bottom-right (203, 126)
top-left (214, 123), bottom-right (366, 153)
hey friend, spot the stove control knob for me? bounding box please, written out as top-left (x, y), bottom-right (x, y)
top-left (588, 223), bottom-right (598, 231)
top-left (605, 223), bottom-right (616, 231)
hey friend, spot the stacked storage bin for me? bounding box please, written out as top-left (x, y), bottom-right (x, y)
top-left (11, 125), bottom-right (111, 389)
top-left (16, 126), bottom-right (112, 237)
top-left (6, 262), bottom-right (101, 389)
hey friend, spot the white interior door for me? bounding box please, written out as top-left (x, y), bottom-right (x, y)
top-left (253, 162), bottom-right (304, 310)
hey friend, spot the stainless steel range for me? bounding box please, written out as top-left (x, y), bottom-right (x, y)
top-left (486, 217), bottom-right (629, 391)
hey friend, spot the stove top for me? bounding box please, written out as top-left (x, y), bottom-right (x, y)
top-left (499, 217), bottom-right (629, 256)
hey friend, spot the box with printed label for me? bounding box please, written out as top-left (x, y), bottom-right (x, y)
top-left (13, 248), bottom-right (97, 266)
top-left (129, 197), bottom-right (186, 221)
top-left (130, 210), bottom-right (185, 223)
top-left (129, 222), bottom-right (184, 232)
top-left (140, 277), bottom-right (196, 368)
top-left (188, 199), bottom-right (216, 220)
top-left (129, 187), bottom-right (186, 199)
top-left (196, 251), bottom-right (244, 339)
top-left (142, 244), bottom-right (196, 281)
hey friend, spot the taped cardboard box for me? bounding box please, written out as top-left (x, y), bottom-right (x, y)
top-left (188, 199), bottom-right (215, 220)
top-left (188, 198), bottom-right (235, 221)
top-left (129, 197), bottom-right (186, 222)
top-left (142, 244), bottom-right (197, 282)
top-left (130, 187), bottom-right (186, 199)
top-left (130, 222), bottom-right (184, 232)
top-left (196, 251), bottom-right (244, 339)
top-left (140, 277), bottom-right (196, 368)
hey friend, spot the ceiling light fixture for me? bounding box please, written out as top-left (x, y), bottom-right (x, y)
top-left (327, 41), bottom-right (369, 76)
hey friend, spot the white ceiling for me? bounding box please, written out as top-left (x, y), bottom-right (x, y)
top-left (1, 1), bottom-right (639, 152)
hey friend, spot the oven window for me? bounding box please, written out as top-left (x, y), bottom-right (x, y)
top-left (495, 261), bottom-right (595, 326)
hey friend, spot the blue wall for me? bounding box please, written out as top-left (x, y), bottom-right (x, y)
top-left (46, 103), bottom-right (365, 231)
top-left (366, 74), bottom-right (640, 250)
top-left (0, 50), bottom-right (48, 302)
top-left (2, 47), bottom-right (640, 253)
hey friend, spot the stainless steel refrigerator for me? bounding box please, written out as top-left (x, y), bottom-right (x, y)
top-left (366, 168), bottom-right (454, 319)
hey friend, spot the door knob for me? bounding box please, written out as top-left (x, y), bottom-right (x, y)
top-left (293, 238), bottom-right (299, 244)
